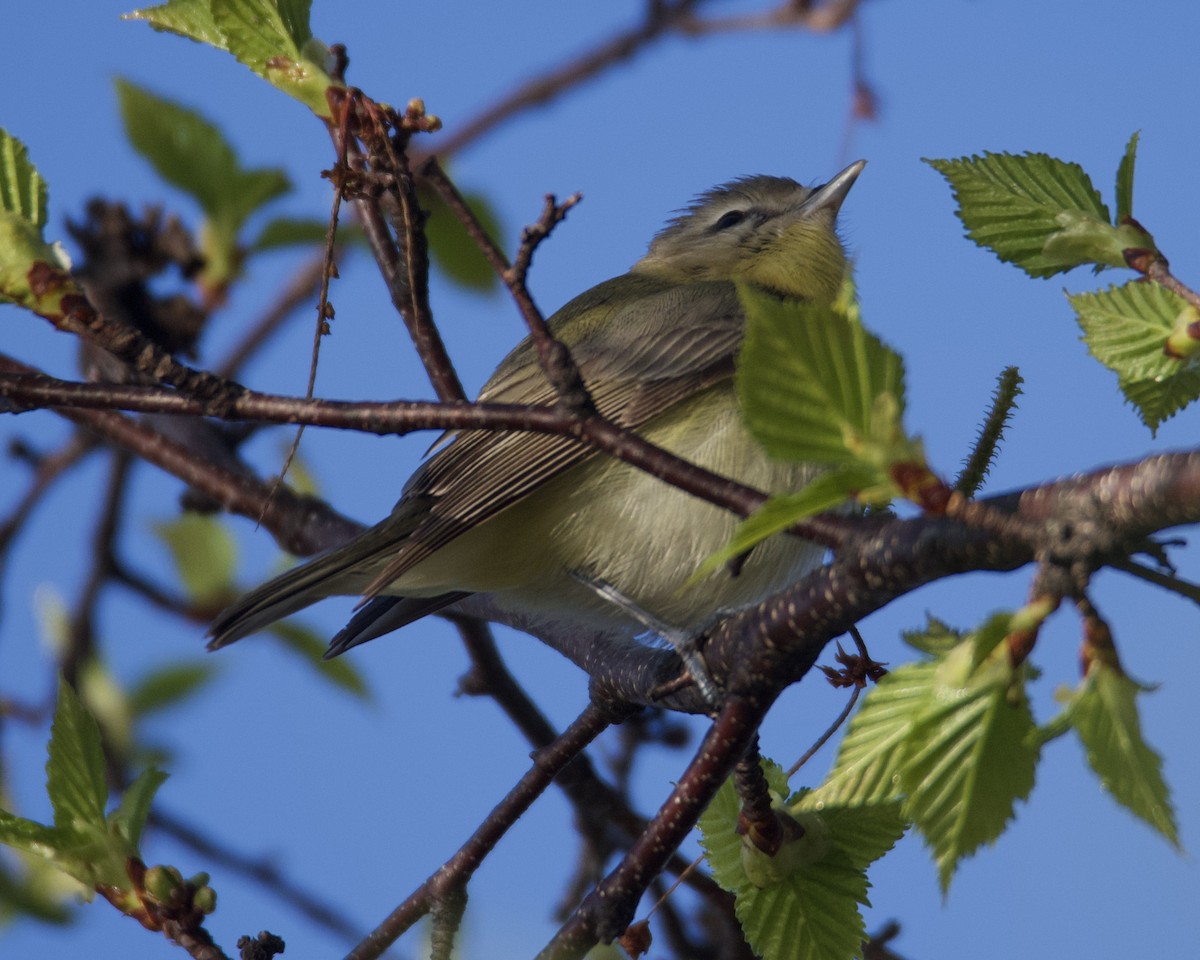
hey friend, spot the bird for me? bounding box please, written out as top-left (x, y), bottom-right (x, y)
top-left (208, 162), bottom-right (865, 690)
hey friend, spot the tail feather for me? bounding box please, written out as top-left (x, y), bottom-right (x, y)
top-left (207, 553), bottom-right (345, 649)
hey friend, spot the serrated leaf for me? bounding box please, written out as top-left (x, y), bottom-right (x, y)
top-left (793, 796), bottom-right (907, 872)
top-left (811, 661), bottom-right (938, 807)
top-left (128, 662), bottom-right (218, 717)
top-left (1070, 280), bottom-right (1200, 433)
top-left (694, 467), bottom-right (873, 580)
top-left (123, 0), bottom-right (227, 48)
top-left (211, 0), bottom-right (335, 117)
top-left (737, 285), bottom-right (910, 469)
top-left (699, 759), bottom-right (791, 892)
top-left (1072, 281), bottom-right (1197, 381)
top-left (46, 682), bottom-right (108, 833)
top-left (925, 152), bottom-right (1145, 277)
top-left (901, 615), bottom-right (965, 658)
top-left (270, 620), bottom-right (370, 699)
top-left (700, 761), bottom-right (887, 960)
top-left (1068, 664), bottom-right (1178, 846)
top-left (1118, 370), bottom-right (1200, 435)
top-left (153, 513), bottom-right (238, 606)
top-left (0, 129), bottom-right (48, 227)
top-left (1115, 132), bottom-right (1140, 224)
top-left (108, 767), bottom-right (168, 850)
top-left (419, 187), bottom-right (503, 292)
top-left (900, 642), bottom-right (1038, 892)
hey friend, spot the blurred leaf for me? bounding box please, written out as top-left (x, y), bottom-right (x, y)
top-left (0, 128), bottom-right (47, 226)
top-left (1071, 281), bottom-right (1200, 433)
top-left (1115, 131), bottom-right (1140, 225)
top-left (46, 682), bottom-right (108, 832)
top-left (1067, 664), bottom-right (1178, 846)
top-left (901, 615), bottom-right (966, 658)
top-left (78, 658), bottom-right (134, 763)
top-left (128, 662), bottom-right (219, 717)
top-left (0, 856), bottom-right (75, 926)
top-left (419, 187), bottom-right (503, 291)
top-left (153, 513), bottom-right (239, 606)
top-left (926, 151), bottom-right (1154, 277)
top-left (108, 767), bottom-right (168, 850)
top-left (115, 78), bottom-right (290, 284)
top-left (270, 620), bottom-right (370, 699)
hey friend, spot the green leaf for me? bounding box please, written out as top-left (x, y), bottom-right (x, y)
top-left (128, 662), bottom-right (219, 717)
top-left (126, 0), bottom-right (335, 115)
top-left (108, 767), bottom-right (168, 850)
top-left (694, 467), bottom-right (874, 580)
top-left (925, 152), bottom-right (1149, 277)
top-left (0, 211), bottom-right (66, 310)
top-left (0, 129), bottom-right (48, 227)
top-left (211, 0), bottom-right (335, 117)
top-left (699, 760), bottom-right (791, 893)
top-left (811, 661), bottom-right (939, 807)
top-left (901, 615), bottom-right (965, 658)
top-left (46, 682), bottom-right (108, 833)
top-left (1071, 280), bottom-right (1200, 433)
top-left (900, 640), bottom-right (1038, 892)
top-left (116, 78), bottom-right (290, 284)
top-left (792, 797), bottom-right (907, 873)
top-left (153, 513), bottom-right (238, 606)
top-left (1115, 132), bottom-right (1140, 224)
top-left (701, 760), bottom-right (902, 960)
top-left (270, 620), bottom-right (370, 699)
top-left (419, 187), bottom-right (503, 292)
top-left (1067, 664), bottom-right (1178, 846)
top-left (737, 285), bottom-right (915, 477)
top-left (0, 811), bottom-right (71, 863)
top-left (123, 0), bottom-right (227, 48)
top-left (0, 855), bottom-right (74, 926)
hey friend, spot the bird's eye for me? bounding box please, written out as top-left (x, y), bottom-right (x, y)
top-left (712, 209), bottom-right (746, 231)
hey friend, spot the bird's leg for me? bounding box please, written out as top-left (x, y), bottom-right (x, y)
top-left (569, 571), bottom-right (722, 709)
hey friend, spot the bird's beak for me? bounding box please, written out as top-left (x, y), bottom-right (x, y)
top-left (803, 159), bottom-right (867, 217)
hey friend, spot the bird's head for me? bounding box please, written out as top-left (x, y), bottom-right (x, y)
top-left (633, 160), bottom-right (865, 304)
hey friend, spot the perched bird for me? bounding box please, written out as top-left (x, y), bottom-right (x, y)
top-left (208, 162), bottom-right (865, 682)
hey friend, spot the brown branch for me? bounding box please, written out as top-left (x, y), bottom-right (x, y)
top-left (0, 361), bottom-right (851, 551)
top-left (326, 89), bottom-right (466, 403)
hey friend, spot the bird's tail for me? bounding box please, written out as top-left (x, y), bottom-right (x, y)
top-left (206, 549), bottom-right (350, 650)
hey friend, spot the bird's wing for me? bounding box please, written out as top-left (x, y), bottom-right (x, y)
top-left (356, 278), bottom-right (748, 597)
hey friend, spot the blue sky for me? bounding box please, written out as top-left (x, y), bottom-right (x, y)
top-left (3, 2), bottom-right (1199, 958)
